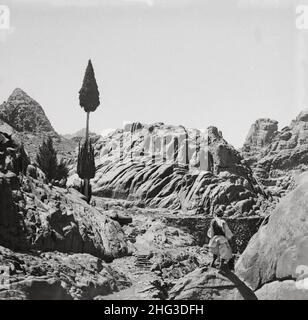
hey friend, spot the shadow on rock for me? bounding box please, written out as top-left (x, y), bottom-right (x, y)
top-left (168, 266), bottom-right (257, 300)
top-left (218, 268), bottom-right (258, 300)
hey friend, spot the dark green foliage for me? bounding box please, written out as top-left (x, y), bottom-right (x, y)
top-left (14, 143), bottom-right (30, 175)
top-left (79, 60), bottom-right (100, 113)
top-left (77, 140), bottom-right (96, 179)
top-left (36, 136), bottom-right (57, 181)
top-left (36, 137), bottom-right (68, 182)
top-left (55, 158), bottom-right (69, 181)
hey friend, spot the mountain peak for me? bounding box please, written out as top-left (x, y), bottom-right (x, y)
top-left (10, 87), bottom-right (28, 96)
top-left (0, 88), bottom-right (57, 134)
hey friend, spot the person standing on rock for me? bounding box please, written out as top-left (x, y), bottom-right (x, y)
top-left (207, 210), bottom-right (233, 270)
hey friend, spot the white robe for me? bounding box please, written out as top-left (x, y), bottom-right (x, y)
top-left (207, 217), bottom-right (233, 261)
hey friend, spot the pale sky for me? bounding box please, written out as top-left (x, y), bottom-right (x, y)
top-left (0, 0), bottom-right (307, 147)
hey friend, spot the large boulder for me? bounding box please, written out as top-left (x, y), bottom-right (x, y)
top-left (255, 280), bottom-right (308, 300)
top-left (168, 267), bottom-right (257, 300)
top-left (0, 176), bottom-right (129, 261)
top-left (235, 172), bottom-right (308, 299)
top-left (0, 245), bottom-right (130, 300)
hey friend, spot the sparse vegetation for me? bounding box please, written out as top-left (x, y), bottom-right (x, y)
top-left (36, 136), bottom-right (68, 182)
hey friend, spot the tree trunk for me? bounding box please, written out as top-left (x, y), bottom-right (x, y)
top-left (85, 112), bottom-right (90, 144)
top-left (84, 112), bottom-right (90, 202)
top-left (84, 178), bottom-right (90, 203)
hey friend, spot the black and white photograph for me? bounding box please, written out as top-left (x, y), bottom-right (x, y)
top-left (0, 0), bottom-right (308, 307)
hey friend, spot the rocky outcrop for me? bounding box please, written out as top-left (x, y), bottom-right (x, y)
top-left (0, 245), bottom-right (130, 300)
top-left (68, 123), bottom-right (269, 217)
top-left (241, 111), bottom-right (308, 197)
top-left (235, 172), bottom-right (308, 299)
top-left (241, 111), bottom-right (308, 170)
top-left (0, 131), bottom-right (129, 261)
top-left (259, 110), bottom-right (308, 171)
top-left (0, 175), bottom-right (129, 260)
top-left (168, 267), bottom-right (257, 300)
top-left (244, 118), bottom-right (278, 149)
top-left (124, 122), bottom-right (144, 133)
top-left (242, 118), bottom-right (278, 164)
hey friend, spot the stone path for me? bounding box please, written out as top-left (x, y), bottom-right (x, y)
top-left (97, 255), bottom-right (160, 300)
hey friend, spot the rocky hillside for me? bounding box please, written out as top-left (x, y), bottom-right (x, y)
top-left (0, 89), bottom-right (76, 162)
top-left (68, 122), bottom-right (271, 217)
top-left (0, 127), bottom-right (136, 299)
top-left (0, 130), bottom-right (130, 260)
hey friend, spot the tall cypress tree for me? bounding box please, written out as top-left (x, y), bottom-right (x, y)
top-left (79, 59), bottom-right (100, 143)
top-left (78, 59), bottom-right (100, 202)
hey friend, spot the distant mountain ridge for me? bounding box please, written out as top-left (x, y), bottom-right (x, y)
top-left (63, 128), bottom-right (98, 140)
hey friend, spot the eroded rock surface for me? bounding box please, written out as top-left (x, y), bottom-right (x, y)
top-left (67, 123), bottom-right (269, 217)
top-left (169, 267), bottom-right (257, 300)
top-left (241, 110), bottom-right (308, 197)
top-left (235, 172), bottom-right (308, 299)
top-left (0, 245), bottom-right (130, 300)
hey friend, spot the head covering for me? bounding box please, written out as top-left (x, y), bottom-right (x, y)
top-left (215, 208), bottom-right (224, 217)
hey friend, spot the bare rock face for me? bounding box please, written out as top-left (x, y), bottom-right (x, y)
top-left (235, 172), bottom-right (308, 299)
top-left (259, 110), bottom-right (308, 171)
top-left (124, 122), bottom-right (144, 133)
top-left (0, 245), bottom-right (130, 300)
top-left (69, 123), bottom-right (268, 217)
top-left (255, 280), bottom-right (308, 300)
top-left (242, 118), bottom-right (278, 162)
top-left (241, 111), bottom-right (308, 197)
top-left (168, 267), bottom-right (257, 300)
